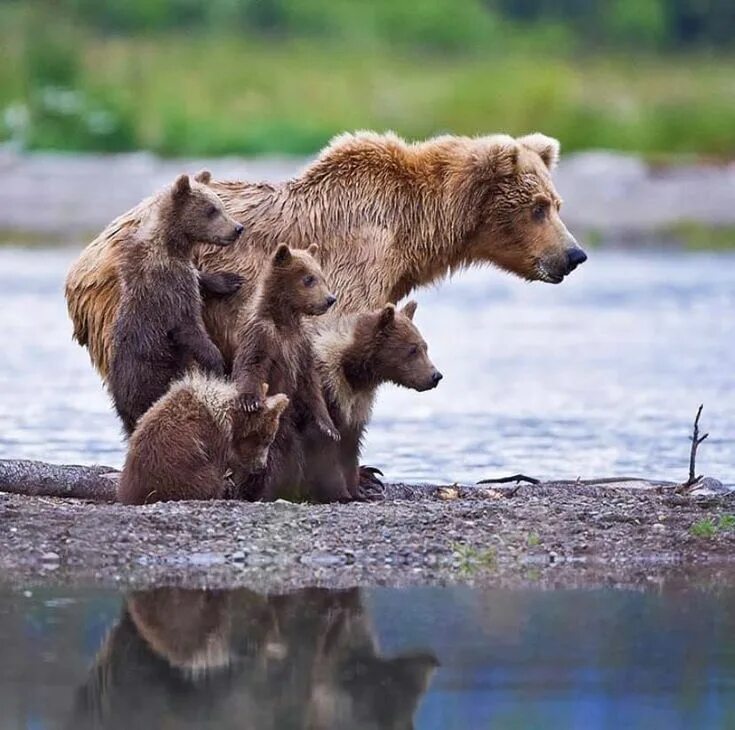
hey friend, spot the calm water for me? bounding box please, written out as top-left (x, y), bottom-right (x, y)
top-left (0, 247), bottom-right (733, 484)
top-left (1, 584), bottom-right (735, 729)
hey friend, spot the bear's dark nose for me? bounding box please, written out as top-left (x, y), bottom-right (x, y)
top-left (566, 247), bottom-right (587, 273)
top-left (234, 223), bottom-right (244, 236)
top-left (431, 370), bottom-right (443, 386)
top-left (325, 294), bottom-right (337, 307)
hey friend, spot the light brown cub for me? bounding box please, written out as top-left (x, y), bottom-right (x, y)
top-left (118, 375), bottom-right (288, 505)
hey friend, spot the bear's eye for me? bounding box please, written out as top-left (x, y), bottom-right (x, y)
top-left (303, 274), bottom-right (316, 287)
top-left (206, 205), bottom-right (218, 219)
top-left (408, 345), bottom-right (419, 357)
top-left (532, 201), bottom-right (549, 222)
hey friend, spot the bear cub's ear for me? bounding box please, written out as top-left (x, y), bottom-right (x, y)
top-left (273, 243), bottom-right (292, 266)
top-left (306, 243), bottom-right (320, 258)
top-left (401, 300), bottom-right (418, 320)
top-left (172, 174), bottom-right (191, 200)
top-left (194, 169), bottom-right (212, 184)
top-left (378, 303), bottom-right (396, 330)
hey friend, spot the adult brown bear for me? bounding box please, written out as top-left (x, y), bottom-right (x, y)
top-left (66, 131), bottom-right (585, 379)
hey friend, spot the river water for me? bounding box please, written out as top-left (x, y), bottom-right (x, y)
top-left (0, 246), bottom-right (732, 484)
top-left (1, 583), bottom-right (735, 729)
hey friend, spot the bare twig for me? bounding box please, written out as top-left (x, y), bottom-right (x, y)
top-left (477, 474), bottom-right (540, 486)
top-left (678, 405), bottom-right (709, 492)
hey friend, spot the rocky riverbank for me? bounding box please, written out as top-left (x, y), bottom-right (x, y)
top-left (2, 479), bottom-right (734, 591)
top-left (1, 147), bottom-right (734, 245)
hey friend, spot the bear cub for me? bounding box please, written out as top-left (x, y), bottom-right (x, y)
top-left (303, 301), bottom-right (442, 502)
top-left (109, 171), bottom-right (244, 434)
top-left (232, 243), bottom-right (339, 500)
top-left (118, 375), bottom-right (288, 505)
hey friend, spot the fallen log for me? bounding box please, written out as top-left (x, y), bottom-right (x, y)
top-left (0, 458), bottom-right (728, 504)
top-left (0, 459), bottom-right (119, 502)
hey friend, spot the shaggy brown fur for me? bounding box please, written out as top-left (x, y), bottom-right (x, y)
top-left (303, 301), bottom-right (441, 502)
top-left (117, 375), bottom-right (288, 505)
top-left (66, 131), bottom-right (585, 379)
top-left (108, 172), bottom-right (244, 434)
top-left (232, 244), bottom-right (338, 501)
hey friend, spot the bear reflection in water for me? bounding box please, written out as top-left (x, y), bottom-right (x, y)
top-left (70, 587), bottom-right (437, 730)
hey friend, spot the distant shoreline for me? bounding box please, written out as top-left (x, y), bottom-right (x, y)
top-left (1, 147), bottom-right (734, 248)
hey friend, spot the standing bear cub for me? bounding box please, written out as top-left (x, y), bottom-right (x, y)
top-left (118, 375), bottom-right (288, 505)
top-left (109, 171), bottom-right (244, 434)
top-left (232, 243), bottom-right (339, 501)
top-left (304, 301), bottom-right (442, 502)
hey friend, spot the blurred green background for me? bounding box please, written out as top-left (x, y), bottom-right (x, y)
top-left (0, 0), bottom-right (733, 156)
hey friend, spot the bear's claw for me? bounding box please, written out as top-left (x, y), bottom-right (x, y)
top-left (356, 465), bottom-right (385, 501)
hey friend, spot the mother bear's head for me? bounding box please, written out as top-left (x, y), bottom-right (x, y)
top-left (449, 132), bottom-right (586, 284)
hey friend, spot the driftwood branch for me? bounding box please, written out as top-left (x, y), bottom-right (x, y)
top-left (477, 474), bottom-right (540, 486)
top-left (0, 459), bottom-right (119, 502)
top-left (679, 405), bottom-right (709, 491)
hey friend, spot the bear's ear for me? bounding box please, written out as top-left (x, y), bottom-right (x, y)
top-left (265, 393), bottom-right (289, 417)
top-left (518, 133), bottom-right (560, 171)
top-left (273, 244), bottom-right (292, 266)
top-left (172, 174), bottom-right (191, 201)
top-left (401, 300), bottom-right (418, 320)
top-left (194, 169), bottom-right (212, 184)
top-left (489, 138), bottom-right (520, 178)
top-left (306, 243), bottom-right (319, 258)
top-left (377, 303), bottom-right (396, 330)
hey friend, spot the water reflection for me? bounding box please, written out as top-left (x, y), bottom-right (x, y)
top-left (2, 584), bottom-right (735, 728)
top-left (69, 587), bottom-right (436, 730)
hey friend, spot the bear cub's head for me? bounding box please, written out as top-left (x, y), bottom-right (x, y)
top-left (352, 301), bottom-right (442, 392)
top-left (165, 170), bottom-right (244, 251)
top-left (269, 243), bottom-right (336, 317)
top-left (231, 383), bottom-right (289, 473)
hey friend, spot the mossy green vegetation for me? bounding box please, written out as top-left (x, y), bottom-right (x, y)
top-left (689, 515), bottom-right (735, 539)
top-left (452, 543), bottom-right (497, 575)
top-left (667, 223), bottom-right (735, 251)
top-left (1, 3), bottom-right (734, 157)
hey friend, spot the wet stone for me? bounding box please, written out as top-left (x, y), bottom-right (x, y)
top-left (187, 552), bottom-right (226, 567)
top-left (300, 553), bottom-right (347, 567)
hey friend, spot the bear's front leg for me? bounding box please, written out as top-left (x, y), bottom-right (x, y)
top-left (299, 366), bottom-right (341, 442)
top-left (170, 322), bottom-right (225, 376)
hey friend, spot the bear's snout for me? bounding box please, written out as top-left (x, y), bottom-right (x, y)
top-left (414, 369), bottom-right (442, 391)
top-left (565, 246), bottom-right (587, 273)
top-left (325, 294), bottom-right (337, 308)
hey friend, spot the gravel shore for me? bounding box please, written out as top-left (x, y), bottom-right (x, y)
top-left (2, 482), bottom-right (734, 591)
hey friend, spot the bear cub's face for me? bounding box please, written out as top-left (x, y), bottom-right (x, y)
top-left (365, 301), bottom-right (442, 392)
top-left (231, 386), bottom-right (289, 472)
top-left (170, 171), bottom-right (244, 248)
top-left (271, 243), bottom-right (337, 316)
